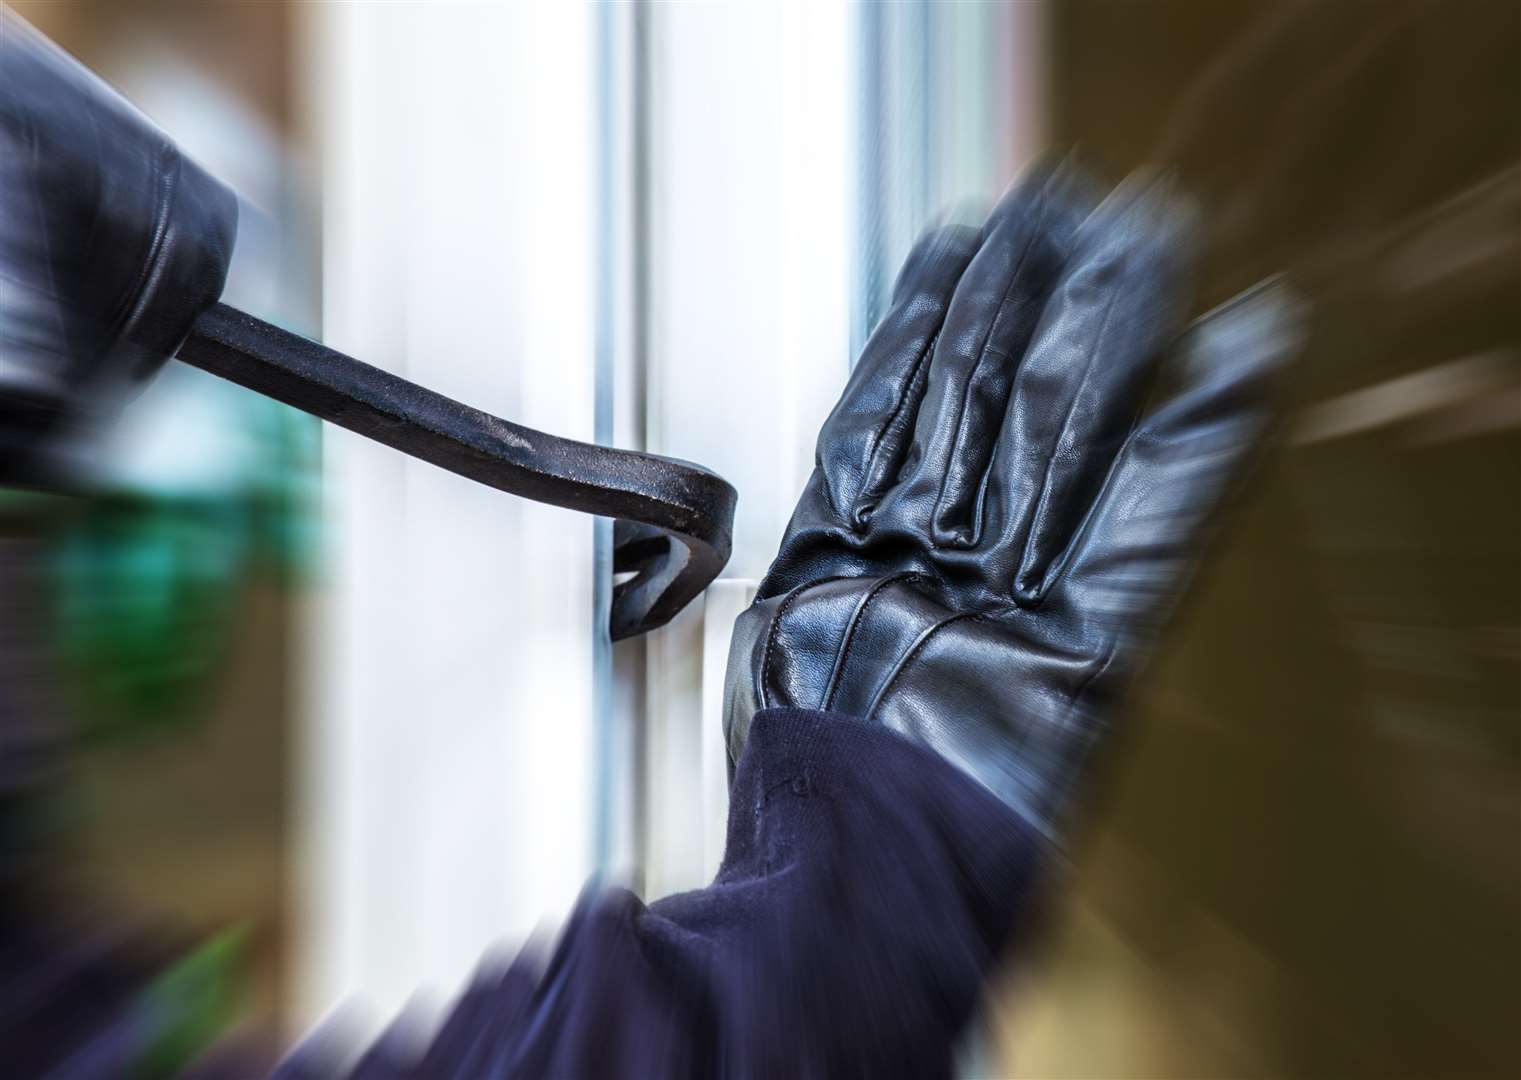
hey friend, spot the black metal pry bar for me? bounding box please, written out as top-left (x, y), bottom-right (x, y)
top-left (177, 303), bottom-right (735, 640)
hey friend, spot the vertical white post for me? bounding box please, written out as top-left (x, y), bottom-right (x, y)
top-left (640, 0), bottom-right (853, 898)
top-left (294, 0), bottom-right (599, 1035)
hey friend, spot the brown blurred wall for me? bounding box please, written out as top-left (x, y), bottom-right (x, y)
top-left (999, 2), bottom-right (1520, 1076)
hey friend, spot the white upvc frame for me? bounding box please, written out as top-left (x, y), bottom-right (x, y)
top-left (295, 0), bottom-right (601, 1034)
top-left (292, 0), bottom-right (1046, 1043)
top-left (635, 0), bottom-right (856, 899)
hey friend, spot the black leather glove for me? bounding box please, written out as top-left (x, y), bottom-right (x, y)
top-left (724, 159), bottom-right (1304, 841)
top-left (0, 8), bottom-right (238, 484)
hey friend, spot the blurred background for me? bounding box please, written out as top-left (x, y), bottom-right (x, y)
top-left (2, 0), bottom-right (1517, 1075)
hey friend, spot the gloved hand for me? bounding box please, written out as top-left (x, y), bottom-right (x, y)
top-left (0, 8), bottom-right (237, 484)
top-left (723, 159), bottom-right (1304, 841)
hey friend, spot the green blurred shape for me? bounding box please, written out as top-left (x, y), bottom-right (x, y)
top-left (50, 495), bottom-right (252, 742)
top-left (133, 925), bottom-right (249, 1080)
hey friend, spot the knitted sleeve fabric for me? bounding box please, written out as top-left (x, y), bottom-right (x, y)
top-left (274, 708), bottom-right (1046, 1080)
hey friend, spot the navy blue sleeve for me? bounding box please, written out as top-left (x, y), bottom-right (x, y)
top-left (277, 709), bottom-right (1046, 1080)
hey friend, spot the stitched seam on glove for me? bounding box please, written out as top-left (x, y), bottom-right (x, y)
top-left (759, 575), bottom-right (852, 709)
top-left (863, 610), bottom-right (985, 722)
top-left (1030, 413), bottom-right (1145, 602)
top-left (931, 214), bottom-right (1051, 547)
top-left (1014, 284), bottom-right (1121, 599)
top-left (852, 332), bottom-right (942, 527)
top-left (820, 571), bottom-right (925, 712)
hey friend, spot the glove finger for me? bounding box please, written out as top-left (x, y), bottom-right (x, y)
top-left (880, 156), bottom-right (1096, 547)
top-left (889, 215), bottom-right (975, 304)
top-left (982, 170), bottom-right (1194, 603)
top-left (814, 223), bottom-right (981, 527)
top-left (1053, 278), bottom-right (1306, 635)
